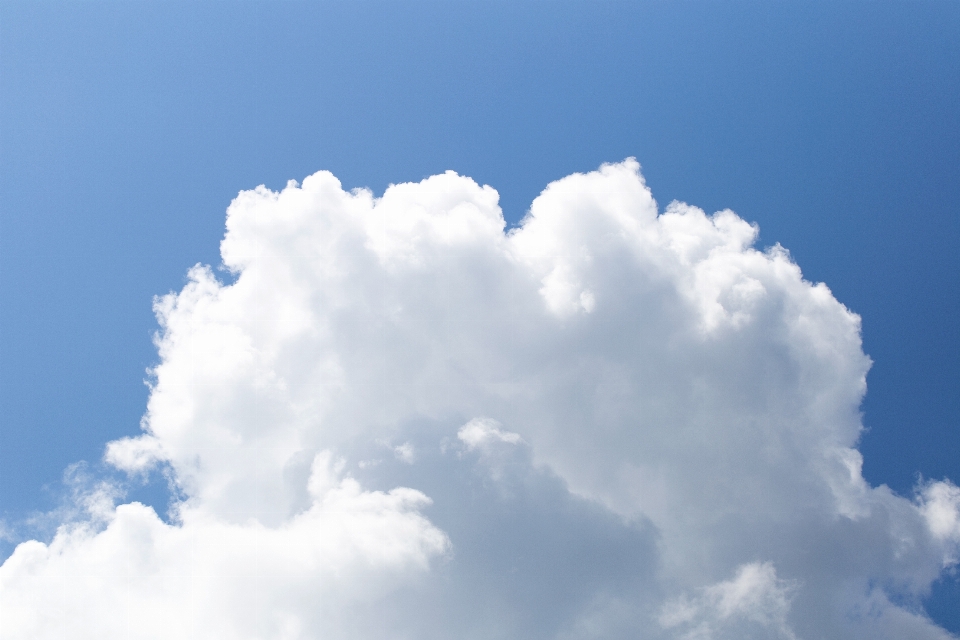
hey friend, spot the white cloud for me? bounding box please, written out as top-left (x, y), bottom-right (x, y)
top-left (660, 562), bottom-right (798, 640)
top-left (0, 453), bottom-right (448, 639)
top-left (920, 480), bottom-right (960, 565)
top-left (105, 434), bottom-right (163, 475)
top-left (1, 159), bottom-right (958, 638)
top-left (458, 416), bottom-right (523, 449)
top-left (392, 442), bottom-right (415, 464)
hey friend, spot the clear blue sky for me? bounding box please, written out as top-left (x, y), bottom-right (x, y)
top-left (2, 0), bottom-right (958, 628)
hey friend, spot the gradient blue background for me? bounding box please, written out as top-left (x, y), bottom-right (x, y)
top-left (1, 0), bottom-right (958, 628)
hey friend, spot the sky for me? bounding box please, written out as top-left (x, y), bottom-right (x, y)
top-left (0, 1), bottom-right (958, 637)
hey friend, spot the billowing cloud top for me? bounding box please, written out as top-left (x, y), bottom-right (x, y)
top-left (2, 160), bottom-right (958, 639)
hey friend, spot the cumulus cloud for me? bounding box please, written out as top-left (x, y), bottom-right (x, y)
top-left (2, 159), bottom-right (958, 638)
top-left (1, 452), bottom-right (448, 639)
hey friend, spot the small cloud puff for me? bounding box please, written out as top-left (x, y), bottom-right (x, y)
top-left (393, 442), bottom-right (415, 464)
top-left (919, 479), bottom-right (960, 565)
top-left (104, 434), bottom-right (163, 475)
top-left (458, 417), bottom-right (523, 450)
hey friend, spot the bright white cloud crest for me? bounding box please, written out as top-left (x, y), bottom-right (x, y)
top-left (2, 160), bottom-right (958, 638)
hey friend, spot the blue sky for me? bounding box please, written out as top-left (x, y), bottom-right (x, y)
top-left (1, 1), bottom-right (958, 635)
